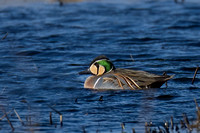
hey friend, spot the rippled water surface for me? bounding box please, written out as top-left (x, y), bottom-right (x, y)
top-left (0, 0), bottom-right (200, 132)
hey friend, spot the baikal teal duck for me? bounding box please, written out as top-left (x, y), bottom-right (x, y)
top-left (79, 55), bottom-right (174, 90)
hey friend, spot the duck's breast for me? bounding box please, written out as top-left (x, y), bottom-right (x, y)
top-left (84, 74), bottom-right (132, 90)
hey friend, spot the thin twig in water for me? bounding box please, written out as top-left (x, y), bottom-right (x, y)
top-left (1, 32), bottom-right (8, 40)
top-left (14, 109), bottom-right (24, 125)
top-left (130, 54), bottom-right (134, 63)
top-left (29, 116), bottom-right (32, 125)
top-left (0, 87), bottom-right (6, 95)
top-left (75, 98), bottom-right (78, 103)
top-left (50, 112), bottom-right (53, 125)
top-left (192, 66), bottom-right (199, 84)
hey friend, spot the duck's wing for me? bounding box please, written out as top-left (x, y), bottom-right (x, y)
top-left (113, 68), bottom-right (174, 88)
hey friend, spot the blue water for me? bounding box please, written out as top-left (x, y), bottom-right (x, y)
top-left (0, 0), bottom-right (200, 132)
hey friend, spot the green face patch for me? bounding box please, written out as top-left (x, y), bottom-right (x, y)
top-left (97, 60), bottom-right (112, 72)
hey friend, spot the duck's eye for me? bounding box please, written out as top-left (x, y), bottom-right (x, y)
top-left (89, 63), bottom-right (98, 75)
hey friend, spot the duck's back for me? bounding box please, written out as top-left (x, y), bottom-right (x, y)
top-left (112, 68), bottom-right (173, 88)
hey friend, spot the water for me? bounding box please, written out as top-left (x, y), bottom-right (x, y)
top-left (0, 0), bottom-right (200, 132)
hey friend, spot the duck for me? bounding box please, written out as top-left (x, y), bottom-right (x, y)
top-left (79, 55), bottom-right (174, 90)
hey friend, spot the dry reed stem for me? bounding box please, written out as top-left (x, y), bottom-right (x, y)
top-left (132, 100), bottom-right (200, 132)
top-left (194, 99), bottom-right (200, 120)
top-left (121, 123), bottom-right (125, 130)
top-left (145, 122), bottom-right (148, 133)
top-left (192, 66), bottom-right (199, 84)
top-left (60, 115), bottom-right (63, 127)
top-left (0, 109), bottom-right (12, 120)
top-left (14, 109), bottom-right (24, 125)
top-left (183, 113), bottom-right (191, 131)
top-left (194, 99), bottom-right (200, 128)
top-left (48, 105), bottom-right (63, 127)
top-left (2, 109), bottom-right (15, 131)
top-left (170, 116), bottom-right (174, 130)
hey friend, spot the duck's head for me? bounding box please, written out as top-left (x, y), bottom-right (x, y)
top-left (79, 55), bottom-right (115, 76)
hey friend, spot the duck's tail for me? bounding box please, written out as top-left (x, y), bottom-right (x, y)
top-left (149, 74), bottom-right (175, 88)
